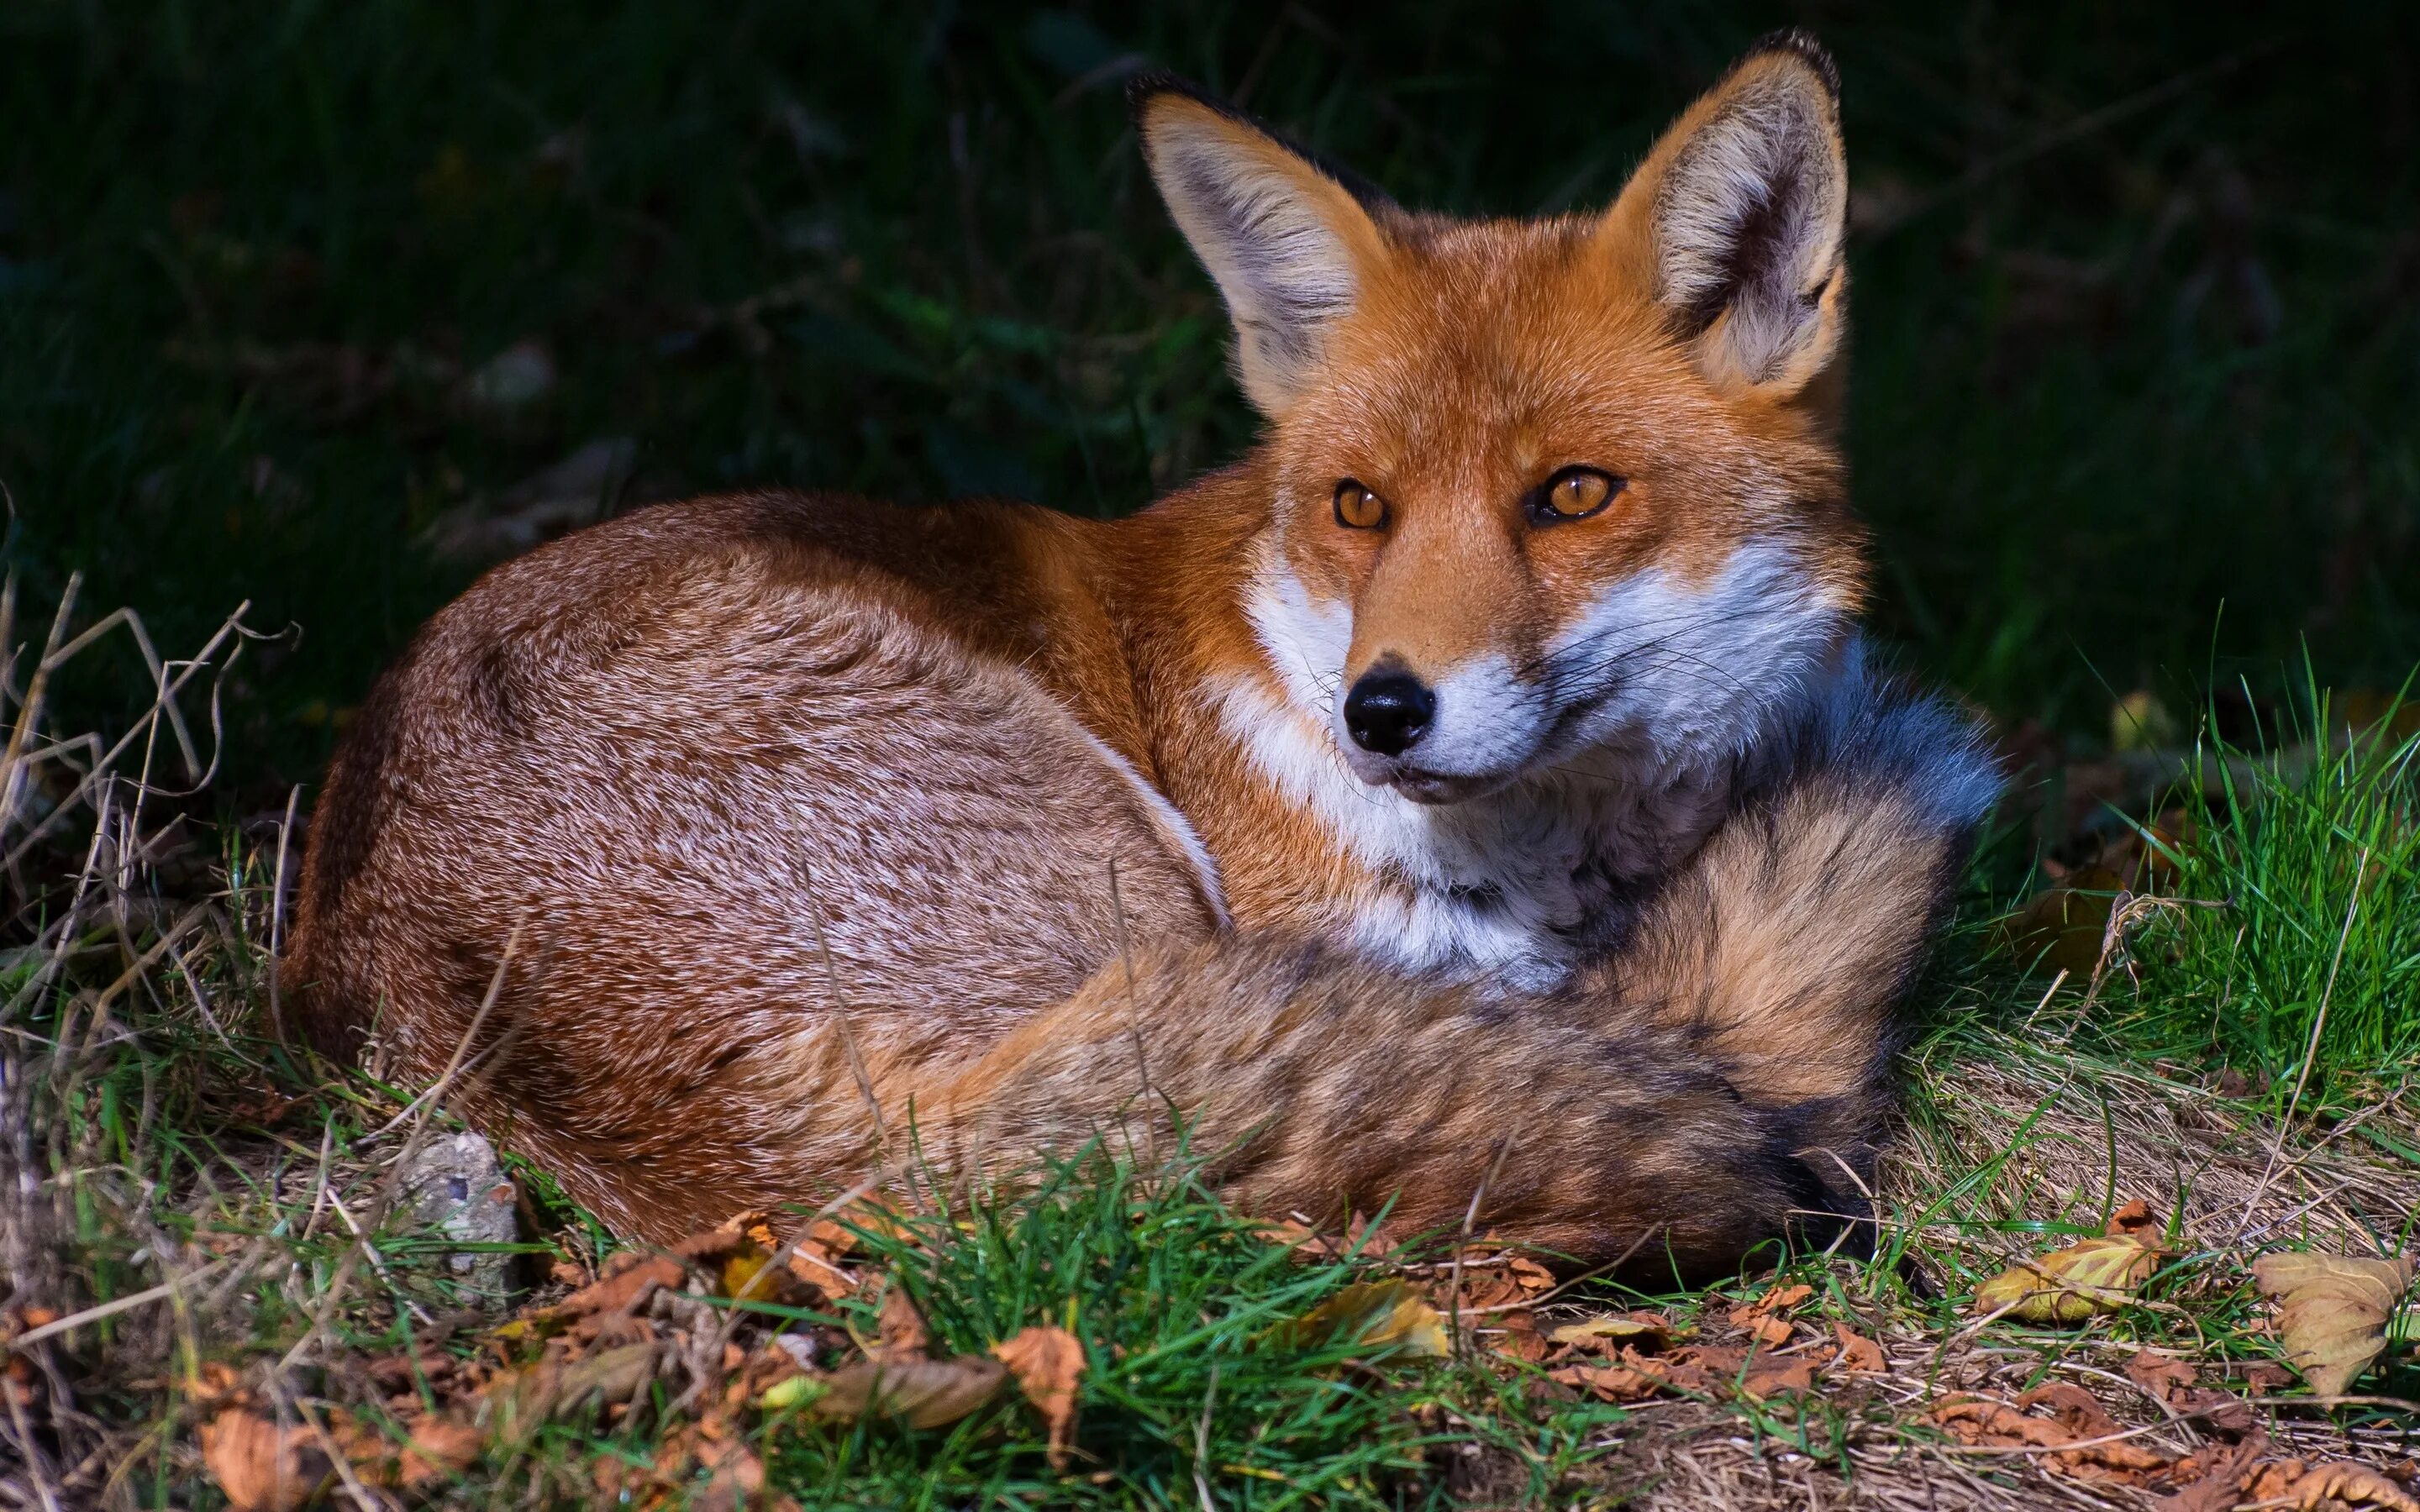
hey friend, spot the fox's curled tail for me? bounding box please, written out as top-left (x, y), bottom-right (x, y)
top-left (899, 655), bottom-right (2002, 1274)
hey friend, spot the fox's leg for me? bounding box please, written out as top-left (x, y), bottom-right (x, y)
top-left (901, 936), bottom-right (1848, 1275)
top-left (1595, 655), bottom-right (2002, 1207)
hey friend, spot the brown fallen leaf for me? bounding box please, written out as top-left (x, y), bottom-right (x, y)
top-left (2126, 1348), bottom-right (2196, 1400)
top-left (1728, 1308), bottom-right (1791, 1347)
top-left (2000, 865), bottom-right (2128, 975)
top-left (1727, 1281), bottom-right (1813, 1346)
top-left (1267, 1280), bottom-right (1449, 1357)
top-left (2251, 1251), bottom-right (2415, 1397)
top-left (2341, 689), bottom-right (2420, 745)
top-left (1932, 1396), bottom-right (2073, 1449)
top-left (666, 1211), bottom-right (818, 1309)
top-left (2103, 1199), bottom-right (2161, 1242)
top-left (993, 1326), bottom-right (1086, 1472)
top-left (1549, 1352), bottom-right (1670, 1404)
top-left (478, 1341), bottom-right (661, 1442)
top-left (1933, 1394), bottom-right (2170, 1486)
top-left (673, 1210), bottom-right (780, 1266)
top-left (2124, 1349), bottom-right (2254, 1436)
top-left (2154, 1431), bottom-right (2270, 1512)
top-left (2241, 1361), bottom-right (2296, 1393)
top-left (873, 1284), bottom-right (931, 1359)
top-left (1254, 1218), bottom-right (1342, 1261)
top-left (788, 1221), bottom-right (860, 1299)
top-left (199, 1410), bottom-right (338, 1512)
top-left (2252, 1459), bottom-right (2420, 1512)
top-left (1739, 1355), bottom-right (1815, 1399)
top-left (663, 1210), bottom-right (823, 1306)
top-left (1974, 1224), bottom-right (2165, 1324)
top-left (1486, 1308), bottom-right (1551, 1364)
top-left (593, 1419), bottom-right (803, 1512)
top-left (500, 1254), bottom-right (687, 1343)
top-left (1744, 1315), bottom-right (1792, 1347)
top-left (2020, 1381), bottom-right (2123, 1439)
top-left (340, 1413), bottom-right (486, 1493)
top-left (1671, 1345), bottom-right (1746, 1383)
top-left (809, 1355), bottom-right (1008, 1429)
top-left (2247, 1459), bottom-right (2312, 1500)
top-left (398, 1416), bottom-right (487, 1488)
top-left (1831, 1321), bottom-right (1886, 1373)
top-left (1941, 1386), bottom-right (2172, 1483)
top-left (691, 1436), bottom-right (793, 1512)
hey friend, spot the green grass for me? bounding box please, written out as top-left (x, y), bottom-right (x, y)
top-left (2024, 673), bottom-right (2420, 1089)
top-left (2153, 683), bottom-right (2420, 1081)
top-left (762, 1148), bottom-right (1542, 1509)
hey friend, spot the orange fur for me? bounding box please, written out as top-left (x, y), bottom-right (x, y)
top-left (287, 34), bottom-right (1996, 1266)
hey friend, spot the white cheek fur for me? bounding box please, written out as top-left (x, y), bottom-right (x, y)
top-left (1542, 538), bottom-right (1844, 768)
top-left (1420, 654), bottom-right (1553, 777)
top-left (1222, 536), bottom-right (1844, 984)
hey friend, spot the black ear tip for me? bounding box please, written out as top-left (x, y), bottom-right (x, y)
top-left (1127, 69), bottom-right (1212, 121)
top-left (1744, 27), bottom-right (1841, 100)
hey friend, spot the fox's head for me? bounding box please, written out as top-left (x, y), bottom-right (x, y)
top-left (1139, 34), bottom-right (1867, 805)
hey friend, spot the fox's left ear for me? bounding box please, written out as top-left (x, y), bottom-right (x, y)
top-left (1602, 32), bottom-right (1849, 404)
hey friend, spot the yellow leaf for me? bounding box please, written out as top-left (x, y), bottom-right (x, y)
top-left (719, 1246), bottom-right (774, 1301)
top-left (1973, 1233), bottom-right (2161, 1323)
top-left (1268, 1280), bottom-right (1449, 1357)
top-left (2111, 689), bottom-right (2180, 752)
top-left (1548, 1314), bottom-right (1668, 1352)
top-left (2252, 1251), bottom-right (2415, 1398)
top-left (760, 1373), bottom-right (820, 1411)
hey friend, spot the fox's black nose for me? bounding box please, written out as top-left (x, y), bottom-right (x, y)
top-left (1344, 667), bottom-right (1435, 756)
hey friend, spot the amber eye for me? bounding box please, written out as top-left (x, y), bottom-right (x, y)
top-left (1533, 466), bottom-right (1624, 523)
top-left (1333, 480), bottom-right (1389, 530)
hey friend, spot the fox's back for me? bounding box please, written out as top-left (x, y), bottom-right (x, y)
top-left (287, 491), bottom-right (1222, 1235)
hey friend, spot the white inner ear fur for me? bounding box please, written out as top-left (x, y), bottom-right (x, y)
top-left (1142, 108), bottom-right (1373, 415)
top-left (1651, 70), bottom-right (1847, 393)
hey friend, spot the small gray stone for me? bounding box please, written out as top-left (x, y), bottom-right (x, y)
top-left (401, 1131), bottom-right (520, 1302)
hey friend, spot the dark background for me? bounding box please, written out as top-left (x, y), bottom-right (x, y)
top-left (3, 1), bottom-right (2415, 796)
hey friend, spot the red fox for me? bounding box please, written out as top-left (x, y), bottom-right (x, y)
top-left (289, 33), bottom-right (1998, 1273)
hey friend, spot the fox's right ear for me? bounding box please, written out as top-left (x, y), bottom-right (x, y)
top-left (1134, 78), bottom-right (1394, 417)
top-left (1601, 32), bottom-right (1849, 406)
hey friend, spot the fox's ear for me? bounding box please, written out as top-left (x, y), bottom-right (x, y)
top-left (1134, 78), bottom-right (1394, 417)
top-left (1602, 32), bottom-right (1849, 402)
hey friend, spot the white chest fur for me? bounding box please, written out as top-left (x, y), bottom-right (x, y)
top-left (1217, 540), bottom-right (1840, 988)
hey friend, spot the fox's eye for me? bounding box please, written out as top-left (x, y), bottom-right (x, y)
top-left (1333, 480), bottom-right (1389, 530)
top-left (1533, 467), bottom-right (1623, 523)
